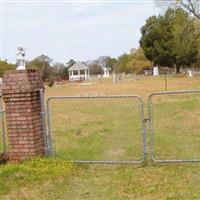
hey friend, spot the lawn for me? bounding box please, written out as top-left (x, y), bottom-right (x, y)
top-left (1, 75), bottom-right (200, 199)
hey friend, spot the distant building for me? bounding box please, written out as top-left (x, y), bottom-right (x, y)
top-left (68, 62), bottom-right (90, 81)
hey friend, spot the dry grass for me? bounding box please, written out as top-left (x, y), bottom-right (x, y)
top-left (46, 75), bottom-right (200, 98)
top-left (1, 75), bottom-right (200, 200)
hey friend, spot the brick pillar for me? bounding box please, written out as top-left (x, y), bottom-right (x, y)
top-left (2, 70), bottom-right (45, 162)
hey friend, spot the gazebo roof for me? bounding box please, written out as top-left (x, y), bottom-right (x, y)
top-left (69, 62), bottom-right (89, 71)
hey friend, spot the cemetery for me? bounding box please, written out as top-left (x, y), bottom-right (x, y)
top-left (0, 50), bottom-right (200, 198)
top-left (0, 0), bottom-right (200, 199)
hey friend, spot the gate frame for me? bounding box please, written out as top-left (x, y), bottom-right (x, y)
top-left (46, 95), bottom-right (147, 165)
top-left (148, 89), bottom-right (200, 164)
top-left (0, 94), bottom-right (6, 153)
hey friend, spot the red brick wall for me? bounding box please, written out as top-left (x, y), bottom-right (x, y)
top-left (2, 70), bottom-right (45, 161)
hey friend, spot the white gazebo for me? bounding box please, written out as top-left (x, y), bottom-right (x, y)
top-left (68, 62), bottom-right (90, 81)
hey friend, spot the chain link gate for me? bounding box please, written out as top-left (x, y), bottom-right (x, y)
top-left (45, 95), bottom-right (147, 165)
top-left (148, 89), bottom-right (200, 164)
top-left (0, 94), bottom-right (6, 154)
top-left (42, 89), bottom-right (200, 165)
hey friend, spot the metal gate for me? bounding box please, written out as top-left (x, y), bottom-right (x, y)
top-left (148, 89), bottom-right (200, 163)
top-left (42, 89), bottom-right (200, 165)
top-left (0, 94), bottom-right (6, 154)
top-left (45, 95), bottom-right (147, 164)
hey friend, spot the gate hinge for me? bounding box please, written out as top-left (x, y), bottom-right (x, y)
top-left (143, 118), bottom-right (150, 123)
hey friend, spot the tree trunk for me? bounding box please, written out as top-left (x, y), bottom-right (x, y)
top-left (176, 65), bottom-right (180, 74)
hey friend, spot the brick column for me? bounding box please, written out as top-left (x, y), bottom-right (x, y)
top-left (2, 70), bottom-right (45, 162)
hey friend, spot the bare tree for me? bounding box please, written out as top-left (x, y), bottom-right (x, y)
top-left (155, 0), bottom-right (200, 19)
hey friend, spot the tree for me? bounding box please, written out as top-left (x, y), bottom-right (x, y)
top-left (87, 60), bottom-right (103, 75)
top-left (155, 0), bottom-right (200, 19)
top-left (0, 60), bottom-right (16, 77)
top-left (115, 54), bottom-right (132, 73)
top-left (106, 57), bottom-right (118, 72)
top-left (140, 12), bottom-right (175, 68)
top-left (66, 59), bottom-right (76, 68)
top-left (26, 55), bottom-right (53, 81)
top-left (172, 8), bottom-right (199, 71)
top-left (192, 19), bottom-right (200, 67)
top-left (126, 48), bottom-right (152, 74)
top-left (86, 56), bottom-right (117, 75)
top-left (140, 8), bottom-right (199, 72)
top-left (96, 56), bottom-right (117, 72)
top-left (61, 67), bottom-right (69, 80)
top-left (53, 62), bottom-right (69, 80)
top-left (96, 56), bottom-right (113, 71)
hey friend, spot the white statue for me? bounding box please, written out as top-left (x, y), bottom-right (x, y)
top-left (103, 67), bottom-right (110, 78)
top-left (153, 66), bottom-right (159, 76)
top-left (16, 47), bottom-right (26, 70)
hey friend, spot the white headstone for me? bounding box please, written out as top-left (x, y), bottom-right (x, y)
top-left (188, 70), bottom-right (193, 77)
top-left (16, 47), bottom-right (26, 70)
top-left (103, 67), bottom-right (110, 78)
top-left (153, 66), bottom-right (159, 76)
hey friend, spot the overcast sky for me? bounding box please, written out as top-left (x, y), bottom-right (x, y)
top-left (1, 0), bottom-right (160, 63)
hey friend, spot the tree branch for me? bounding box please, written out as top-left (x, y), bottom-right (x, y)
top-left (179, 0), bottom-right (200, 19)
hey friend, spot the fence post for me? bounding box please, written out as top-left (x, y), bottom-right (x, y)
top-left (46, 99), bottom-right (53, 155)
top-left (2, 70), bottom-right (46, 162)
top-left (39, 89), bottom-right (52, 156)
top-left (0, 95), bottom-right (6, 153)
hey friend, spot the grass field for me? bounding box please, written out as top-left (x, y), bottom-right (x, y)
top-left (1, 75), bottom-right (200, 199)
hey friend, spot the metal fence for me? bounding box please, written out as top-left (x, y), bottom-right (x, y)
top-left (39, 89), bottom-right (52, 156)
top-left (0, 94), bottom-right (6, 153)
top-left (148, 90), bottom-right (200, 163)
top-left (45, 95), bottom-right (147, 164)
top-left (1, 88), bottom-right (200, 165)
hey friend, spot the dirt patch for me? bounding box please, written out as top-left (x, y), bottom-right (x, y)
top-left (106, 148), bottom-right (125, 157)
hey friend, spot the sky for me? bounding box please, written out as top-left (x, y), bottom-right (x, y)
top-left (1, 0), bottom-right (160, 64)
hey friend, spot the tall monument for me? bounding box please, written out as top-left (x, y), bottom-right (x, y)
top-left (16, 47), bottom-right (26, 70)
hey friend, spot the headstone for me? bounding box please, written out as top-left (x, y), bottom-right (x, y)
top-left (153, 66), bottom-right (159, 76)
top-left (188, 70), bottom-right (193, 77)
top-left (103, 67), bottom-right (110, 78)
